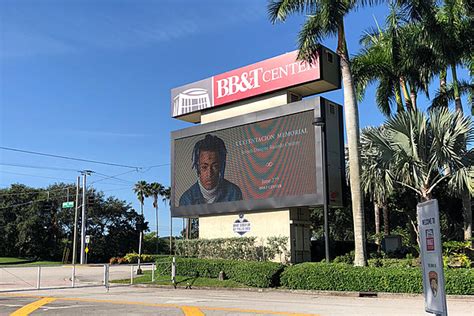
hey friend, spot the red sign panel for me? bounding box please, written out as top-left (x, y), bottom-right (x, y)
top-left (171, 51), bottom-right (321, 118)
top-left (213, 51), bottom-right (320, 106)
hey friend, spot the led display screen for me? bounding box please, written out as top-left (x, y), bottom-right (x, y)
top-left (172, 110), bottom-right (319, 216)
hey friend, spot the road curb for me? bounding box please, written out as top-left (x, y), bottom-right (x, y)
top-left (131, 283), bottom-right (474, 300)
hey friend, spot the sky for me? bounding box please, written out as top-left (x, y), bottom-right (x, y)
top-left (0, 0), bottom-right (470, 236)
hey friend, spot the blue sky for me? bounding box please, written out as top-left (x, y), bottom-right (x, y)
top-left (0, 0), bottom-right (470, 236)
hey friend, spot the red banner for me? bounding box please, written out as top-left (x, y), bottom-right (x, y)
top-left (213, 51), bottom-right (320, 106)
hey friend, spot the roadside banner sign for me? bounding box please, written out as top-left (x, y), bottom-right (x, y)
top-left (62, 201), bottom-right (74, 208)
top-left (417, 199), bottom-right (447, 316)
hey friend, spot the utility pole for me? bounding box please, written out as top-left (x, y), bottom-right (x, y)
top-left (72, 176), bottom-right (80, 265)
top-left (80, 170), bottom-right (92, 264)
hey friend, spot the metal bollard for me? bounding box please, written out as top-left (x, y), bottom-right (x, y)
top-left (36, 266), bottom-right (41, 289)
top-left (171, 257), bottom-right (176, 287)
top-left (71, 265), bottom-right (76, 287)
top-left (130, 265), bottom-right (134, 285)
top-left (151, 263), bottom-right (155, 283)
top-left (104, 264), bottom-right (109, 291)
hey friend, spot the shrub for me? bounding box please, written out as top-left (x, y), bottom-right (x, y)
top-left (281, 262), bottom-right (474, 295)
top-left (174, 236), bottom-right (289, 262)
top-left (123, 253), bottom-right (165, 264)
top-left (155, 257), bottom-right (284, 288)
top-left (443, 241), bottom-right (473, 268)
top-left (367, 258), bottom-right (417, 268)
top-left (116, 257), bottom-right (128, 264)
top-left (229, 261), bottom-right (284, 287)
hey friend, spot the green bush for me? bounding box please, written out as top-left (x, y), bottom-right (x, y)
top-left (229, 261), bottom-right (284, 287)
top-left (281, 262), bottom-right (474, 295)
top-left (174, 237), bottom-right (289, 262)
top-left (122, 253), bottom-right (169, 264)
top-left (367, 258), bottom-right (417, 268)
top-left (155, 257), bottom-right (284, 288)
top-left (443, 241), bottom-right (473, 268)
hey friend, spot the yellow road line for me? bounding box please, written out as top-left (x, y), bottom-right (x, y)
top-left (10, 297), bottom-right (56, 316)
top-left (181, 306), bottom-right (205, 316)
top-left (1, 293), bottom-right (318, 316)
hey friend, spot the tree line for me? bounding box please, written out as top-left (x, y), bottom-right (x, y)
top-left (0, 183), bottom-right (150, 263)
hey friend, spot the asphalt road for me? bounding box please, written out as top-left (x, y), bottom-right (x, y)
top-left (1, 286), bottom-right (473, 316)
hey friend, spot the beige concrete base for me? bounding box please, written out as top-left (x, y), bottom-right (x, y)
top-left (199, 208), bottom-right (312, 263)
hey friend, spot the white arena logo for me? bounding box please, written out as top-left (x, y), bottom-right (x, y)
top-left (173, 88), bottom-right (211, 116)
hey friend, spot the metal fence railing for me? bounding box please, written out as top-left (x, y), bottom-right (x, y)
top-left (0, 259), bottom-right (177, 293)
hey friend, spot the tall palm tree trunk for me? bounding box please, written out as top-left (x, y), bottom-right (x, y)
top-left (394, 82), bottom-right (404, 112)
top-left (338, 21), bottom-right (367, 266)
top-left (374, 201), bottom-right (381, 251)
top-left (400, 77), bottom-right (412, 110)
top-left (440, 67), bottom-right (448, 108)
top-left (451, 64), bottom-right (463, 112)
top-left (383, 205), bottom-right (390, 236)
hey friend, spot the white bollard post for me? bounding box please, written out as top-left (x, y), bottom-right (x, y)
top-left (130, 265), bottom-right (134, 285)
top-left (36, 266), bottom-right (41, 289)
top-left (72, 265), bottom-right (76, 287)
top-left (151, 263), bottom-right (155, 283)
top-left (104, 264), bottom-right (109, 291)
top-left (171, 257), bottom-right (176, 286)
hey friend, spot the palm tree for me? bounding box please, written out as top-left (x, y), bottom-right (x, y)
top-left (364, 108), bottom-right (474, 241)
top-left (133, 180), bottom-right (148, 273)
top-left (352, 4), bottom-right (435, 116)
top-left (268, 0), bottom-right (376, 266)
top-left (361, 127), bottom-right (394, 248)
top-left (147, 182), bottom-right (165, 254)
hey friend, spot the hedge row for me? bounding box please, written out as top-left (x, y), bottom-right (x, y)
top-left (155, 257), bottom-right (284, 288)
top-left (153, 258), bottom-right (474, 294)
top-left (281, 263), bottom-right (474, 295)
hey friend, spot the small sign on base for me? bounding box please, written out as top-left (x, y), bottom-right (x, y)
top-left (417, 199), bottom-right (448, 316)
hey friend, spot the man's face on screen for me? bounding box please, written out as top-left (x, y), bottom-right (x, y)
top-left (198, 150), bottom-right (220, 190)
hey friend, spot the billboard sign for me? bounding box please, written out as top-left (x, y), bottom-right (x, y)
top-left (171, 97), bottom-right (344, 217)
top-left (171, 50), bottom-right (322, 118)
top-left (417, 199), bottom-right (447, 316)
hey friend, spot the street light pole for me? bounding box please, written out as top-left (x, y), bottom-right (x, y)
top-left (72, 176), bottom-right (80, 265)
top-left (314, 116), bottom-right (330, 263)
top-left (80, 170), bottom-right (92, 264)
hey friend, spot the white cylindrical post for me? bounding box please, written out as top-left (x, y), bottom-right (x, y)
top-left (171, 257), bottom-right (176, 285)
top-left (71, 265), bottom-right (76, 287)
top-left (104, 264), bottom-right (109, 291)
top-left (36, 266), bottom-right (41, 289)
top-left (152, 263), bottom-right (155, 282)
top-left (130, 265), bottom-right (134, 285)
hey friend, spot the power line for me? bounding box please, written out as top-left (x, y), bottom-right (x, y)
top-left (90, 170), bottom-right (137, 185)
top-left (0, 171), bottom-right (76, 182)
top-left (0, 162), bottom-right (80, 172)
top-left (0, 146), bottom-right (141, 170)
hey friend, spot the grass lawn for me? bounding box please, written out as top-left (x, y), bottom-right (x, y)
top-left (0, 258), bottom-right (61, 266)
top-left (111, 270), bottom-right (246, 288)
top-left (0, 257), bottom-right (30, 264)
top-left (17, 261), bottom-right (62, 266)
